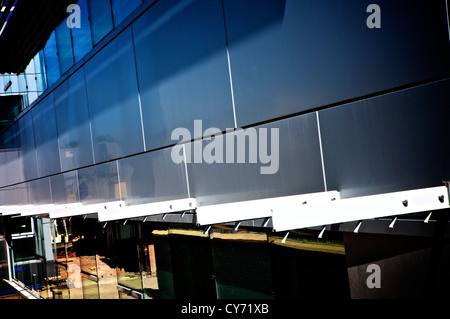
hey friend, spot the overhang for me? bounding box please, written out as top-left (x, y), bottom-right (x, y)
top-left (0, 0), bottom-right (75, 74)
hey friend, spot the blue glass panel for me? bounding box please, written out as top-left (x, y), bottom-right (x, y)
top-left (54, 68), bottom-right (94, 171)
top-left (32, 95), bottom-right (61, 177)
top-left (43, 31), bottom-right (61, 87)
top-left (77, 161), bottom-right (120, 204)
top-left (71, 0), bottom-right (93, 62)
top-left (133, 0), bottom-right (235, 150)
top-left (16, 113), bottom-right (38, 181)
top-left (111, 0), bottom-right (142, 26)
top-left (34, 51), bottom-right (48, 92)
top-left (187, 112), bottom-right (324, 206)
top-left (223, 0), bottom-right (450, 127)
top-left (0, 124), bottom-right (22, 186)
top-left (55, 21), bottom-right (75, 75)
top-left (118, 148), bottom-right (188, 205)
top-left (87, 0), bottom-right (114, 45)
top-left (50, 171), bottom-right (79, 204)
top-left (85, 28), bottom-right (144, 162)
top-left (319, 79), bottom-right (450, 199)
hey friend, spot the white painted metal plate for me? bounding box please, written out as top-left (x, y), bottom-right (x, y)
top-left (195, 191), bottom-right (340, 226)
top-left (0, 205), bottom-right (33, 216)
top-left (272, 186), bottom-right (449, 232)
top-left (97, 198), bottom-right (196, 222)
top-left (49, 201), bottom-right (126, 219)
top-left (19, 204), bottom-right (58, 216)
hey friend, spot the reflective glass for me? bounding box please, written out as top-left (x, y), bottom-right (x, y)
top-left (223, 0), bottom-right (450, 127)
top-left (43, 31), bottom-right (61, 87)
top-left (32, 95), bottom-right (61, 177)
top-left (132, 0), bottom-right (235, 150)
top-left (24, 57), bottom-right (36, 74)
top-left (50, 218), bottom-right (72, 299)
top-left (0, 238), bottom-right (10, 288)
top-left (210, 227), bottom-right (272, 299)
top-left (55, 22), bottom-right (75, 75)
top-left (117, 148), bottom-right (189, 205)
top-left (54, 218), bottom-right (119, 299)
top-left (187, 112), bottom-right (325, 206)
top-left (319, 79), bottom-right (450, 199)
top-left (0, 183), bottom-right (29, 205)
top-left (111, 0), bottom-right (142, 26)
top-left (87, 0), bottom-right (114, 45)
top-left (9, 76), bottom-right (18, 93)
top-left (17, 74), bottom-right (27, 92)
top-left (1, 75), bottom-right (9, 93)
top-left (25, 74), bottom-right (38, 94)
top-left (138, 226), bottom-right (160, 299)
top-left (50, 171), bottom-right (80, 204)
top-left (77, 161), bottom-right (120, 204)
top-left (34, 51), bottom-right (48, 92)
top-left (116, 223), bottom-right (142, 291)
top-left (71, 0), bottom-right (93, 62)
top-left (167, 228), bottom-right (216, 299)
top-left (151, 230), bottom-right (175, 298)
top-left (27, 178), bottom-right (51, 205)
top-left (0, 124), bottom-right (22, 186)
top-left (85, 28), bottom-right (144, 162)
top-left (74, 218), bottom-right (101, 299)
top-left (267, 231), bottom-right (349, 298)
top-left (16, 113), bottom-right (38, 181)
top-left (54, 68), bottom-right (94, 171)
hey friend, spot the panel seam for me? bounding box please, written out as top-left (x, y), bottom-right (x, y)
top-left (446, 0), bottom-right (450, 44)
top-left (221, 0), bottom-right (238, 128)
top-left (182, 144), bottom-right (191, 198)
top-left (131, 25), bottom-right (147, 152)
top-left (315, 111), bottom-right (328, 192)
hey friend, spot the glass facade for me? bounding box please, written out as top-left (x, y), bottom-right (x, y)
top-left (71, 0), bottom-right (93, 63)
top-left (1, 0), bottom-right (448, 193)
top-left (223, 0), bottom-right (450, 127)
top-left (84, 27), bottom-right (144, 162)
top-left (133, 0), bottom-right (235, 150)
top-left (0, 52), bottom-right (47, 113)
top-left (0, 0), bottom-right (449, 301)
top-left (1, 217), bottom-right (348, 300)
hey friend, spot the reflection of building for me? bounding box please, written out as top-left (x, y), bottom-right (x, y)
top-left (0, 0), bottom-right (450, 301)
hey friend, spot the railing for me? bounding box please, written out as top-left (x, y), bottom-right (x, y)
top-left (2, 278), bottom-right (44, 299)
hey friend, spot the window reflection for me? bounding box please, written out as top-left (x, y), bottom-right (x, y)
top-left (111, 0), bottom-right (142, 26)
top-left (87, 0), bottom-right (114, 45)
top-left (71, 0), bottom-right (93, 62)
top-left (54, 21), bottom-right (75, 75)
top-left (3, 215), bottom-right (351, 299)
top-left (267, 230), bottom-right (349, 299)
top-left (115, 223), bottom-right (142, 292)
top-left (43, 31), bottom-right (60, 87)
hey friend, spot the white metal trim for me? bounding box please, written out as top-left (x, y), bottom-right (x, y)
top-left (195, 191), bottom-right (340, 226)
top-left (0, 205), bottom-right (33, 216)
top-left (49, 201), bottom-right (125, 219)
top-left (19, 204), bottom-right (57, 216)
top-left (3, 279), bottom-right (41, 299)
top-left (272, 186), bottom-right (449, 232)
top-left (20, 203), bottom-right (84, 217)
top-left (97, 198), bottom-right (196, 222)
